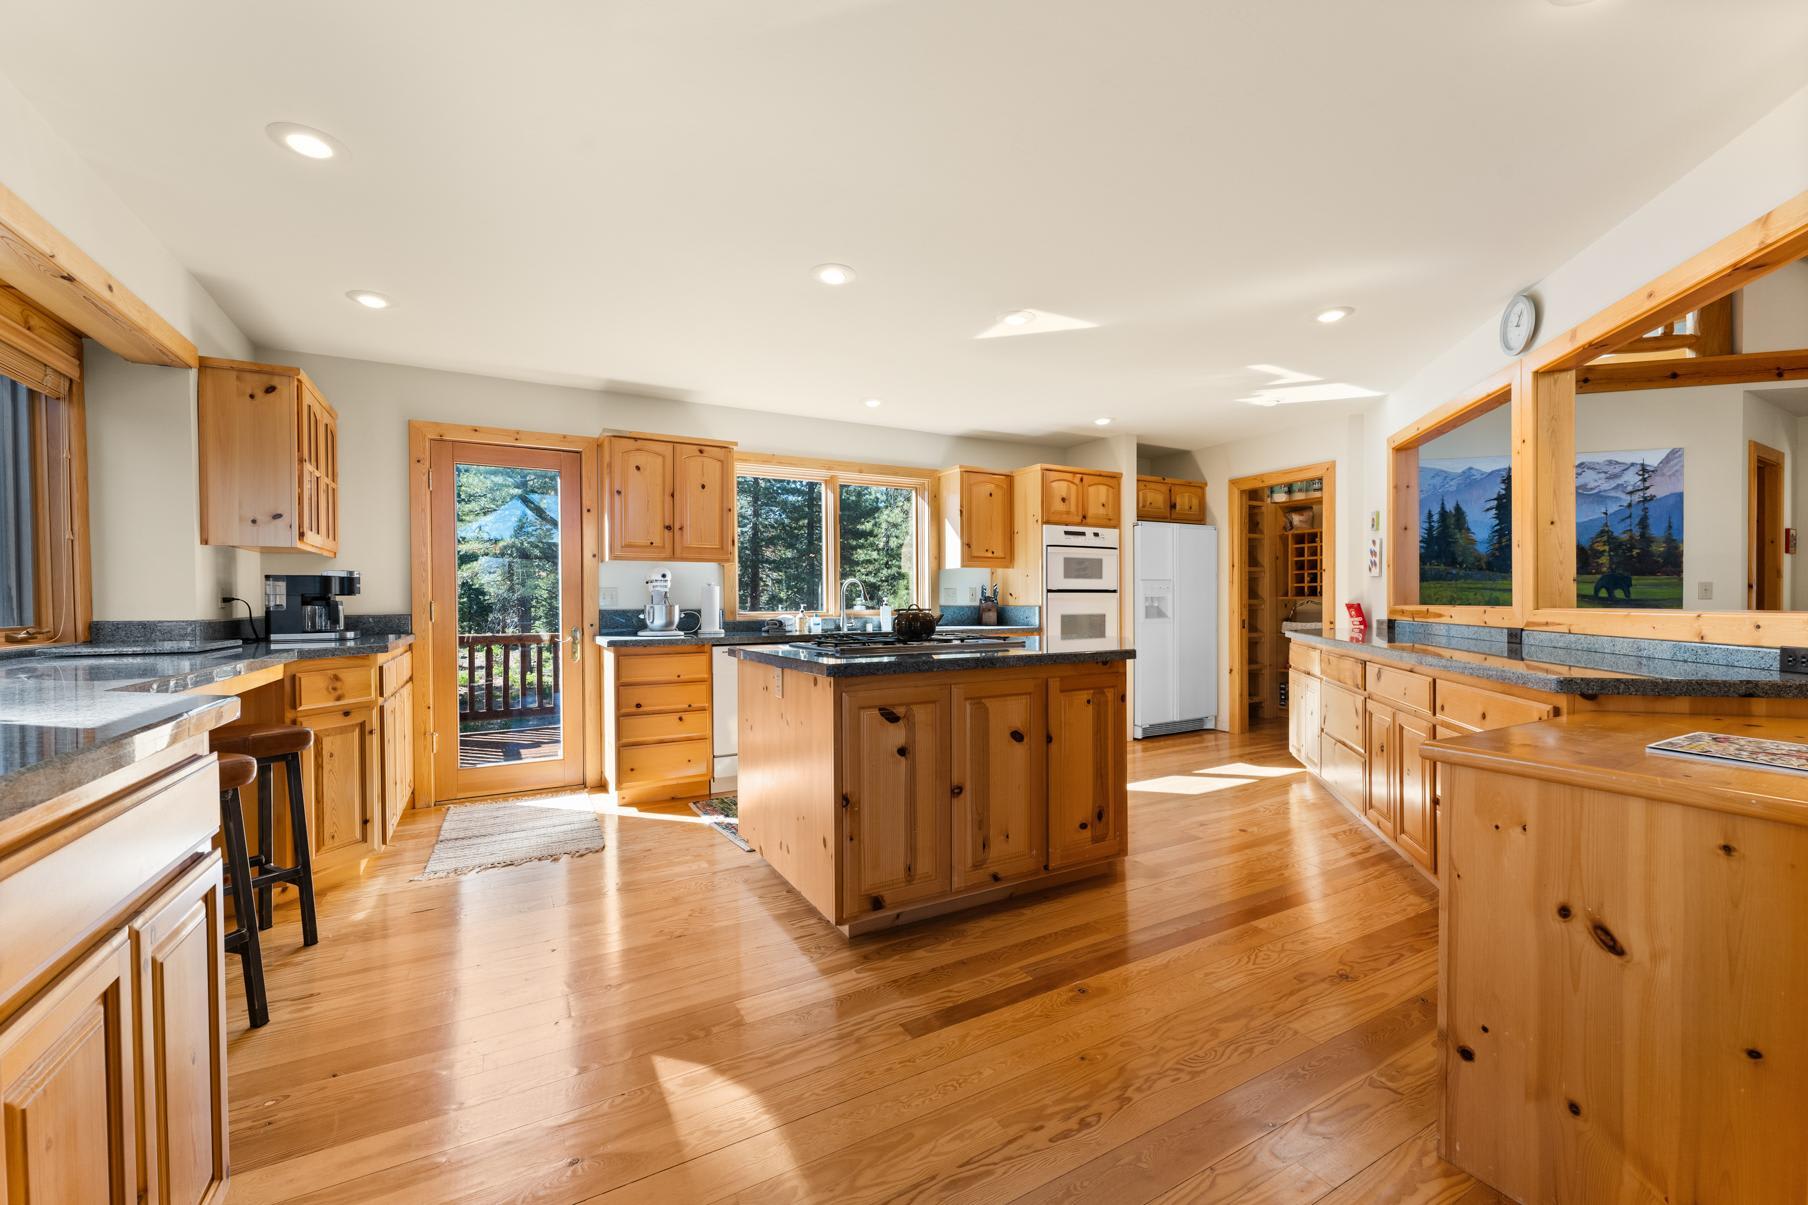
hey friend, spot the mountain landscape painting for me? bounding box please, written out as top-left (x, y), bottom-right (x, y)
top-left (1418, 455), bottom-right (1513, 605)
top-left (1573, 447), bottom-right (1684, 608)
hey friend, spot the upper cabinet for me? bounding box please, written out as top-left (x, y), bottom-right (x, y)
top-left (198, 357), bottom-right (339, 555)
top-left (1135, 475), bottom-right (1208, 524)
top-left (938, 467), bottom-right (1013, 568)
top-left (1027, 465), bottom-right (1120, 529)
top-left (603, 433), bottom-right (736, 561)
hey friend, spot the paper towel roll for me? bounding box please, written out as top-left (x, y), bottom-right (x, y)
top-left (697, 580), bottom-right (726, 636)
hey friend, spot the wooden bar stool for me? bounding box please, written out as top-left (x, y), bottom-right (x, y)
top-left (209, 722), bottom-right (320, 947)
top-left (218, 752), bottom-right (269, 1028)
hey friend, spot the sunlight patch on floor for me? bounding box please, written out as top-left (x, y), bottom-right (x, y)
top-left (1129, 774), bottom-right (1257, 795)
top-left (1194, 761), bottom-right (1302, 779)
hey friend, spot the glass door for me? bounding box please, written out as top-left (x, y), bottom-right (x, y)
top-left (429, 441), bottom-right (585, 799)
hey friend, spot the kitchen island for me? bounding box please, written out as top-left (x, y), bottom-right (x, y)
top-left (730, 643), bottom-right (1134, 935)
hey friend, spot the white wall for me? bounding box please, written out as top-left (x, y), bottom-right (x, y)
top-left (1741, 258), bottom-right (1808, 352)
top-left (257, 348), bottom-right (1068, 614)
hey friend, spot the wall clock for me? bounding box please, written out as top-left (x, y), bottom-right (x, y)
top-left (1499, 292), bottom-right (1538, 357)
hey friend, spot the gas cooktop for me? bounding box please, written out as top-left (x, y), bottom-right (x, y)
top-left (790, 632), bottom-right (1028, 658)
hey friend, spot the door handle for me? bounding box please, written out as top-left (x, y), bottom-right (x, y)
top-left (570, 626), bottom-right (582, 660)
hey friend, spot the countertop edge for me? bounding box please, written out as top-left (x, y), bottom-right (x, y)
top-left (1284, 630), bottom-right (1808, 698)
top-left (727, 646), bottom-right (1134, 678)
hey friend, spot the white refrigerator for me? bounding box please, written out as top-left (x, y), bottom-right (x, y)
top-left (1133, 522), bottom-right (1218, 738)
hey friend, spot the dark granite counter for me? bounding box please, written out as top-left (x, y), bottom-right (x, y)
top-left (1286, 629), bottom-right (1808, 699)
top-left (729, 643), bottom-right (1132, 679)
top-left (595, 624), bottom-right (1040, 649)
top-left (0, 635), bottom-right (413, 816)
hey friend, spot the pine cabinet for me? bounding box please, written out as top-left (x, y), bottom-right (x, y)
top-left (938, 468), bottom-right (1014, 568)
top-left (1365, 702), bottom-right (1399, 838)
top-left (0, 932), bottom-right (138, 1205)
top-left (604, 433), bottom-right (737, 562)
top-left (1393, 709), bottom-right (1435, 871)
top-left (198, 357), bottom-right (340, 555)
top-left (379, 648), bottom-right (414, 843)
top-left (951, 679), bottom-right (1046, 889)
top-left (297, 705), bottom-right (380, 869)
top-left (841, 686), bottom-right (951, 916)
top-left (1046, 672), bottom-right (1128, 867)
top-left (130, 854), bottom-right (229, 1205)
top-left (1287, 668), bottom-right (1320, 773)
top-left (1034, 466), bottom-right (1121, 529)
top-left (1135, 475), bottom-right (1207, 523)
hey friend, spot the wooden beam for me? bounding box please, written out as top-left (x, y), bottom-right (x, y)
top-left (1527, 368), bottom-right (1576, 612)
top-left (1576, 349), bottom-right (1808, 393)
top-left (1528, 189), bottom-right (1808, 374)
top-left (0, 183), bottom-right (197, 369)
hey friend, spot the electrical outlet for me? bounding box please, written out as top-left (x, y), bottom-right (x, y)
top-left (1783, 647), bottom-right (1808, 675)
top-left (601, 587), bottom-right (619, 606)
top-left (1697, 581), bottom-right (1713, 601)
top-left (967, 586), bottom-right (980, 603)
top-left (941, 585), bottom-right (958, 604)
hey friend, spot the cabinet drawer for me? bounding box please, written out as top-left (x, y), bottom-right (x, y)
top-left (1288, 642), bottom-right (1320, 676)
top-left (618, 710), bottom-right (711, 745)
top-left (1322, 652), bottom-right (1364, 690)
top-left (1319, 733), bottom-right (1366, 812)
top-left (616, 651), bottom-right (710, 686)
top-left (1436, 681), bottom-right (1555, 731)
top-left (618, 681), bottom-right (710, 714)
top-left (1367, 663), bottom-right (1432, 716)
top-left (1320, 680), bottom-right (1365, 752)
top-left (291, 664), bottom-right (376, 711)
top-left (618, 737), bottom-right (710, 784)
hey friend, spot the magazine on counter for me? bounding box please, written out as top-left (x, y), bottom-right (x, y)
top-left (1646, 731), bottom-right (1808, 777)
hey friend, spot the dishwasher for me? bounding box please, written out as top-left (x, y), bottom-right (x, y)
top-left (710, 645), bottom-right (738, 791)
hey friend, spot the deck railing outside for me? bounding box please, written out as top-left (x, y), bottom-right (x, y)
top-left (459, 633), bottom-right (560, 724)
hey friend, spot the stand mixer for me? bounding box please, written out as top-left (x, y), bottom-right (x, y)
top-left (637, 570), bottom-right (698, 637)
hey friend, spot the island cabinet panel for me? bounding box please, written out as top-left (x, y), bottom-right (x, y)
top-left (950, 679), bottom-right (1047, 890)
top-left (606, 437), bottom-right (675, 560)
top-left (840, 686), bottom-right (952, 917)
top-left (130, 854), bottom-right (228, 1205)
top-left (674, 442), bottom-right (735, 561)
top-left (0, 930), bottom-right (137, 1205)
top-left (1046, 673), bottom-right (1127, 867)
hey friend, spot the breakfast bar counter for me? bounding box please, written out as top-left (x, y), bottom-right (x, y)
top-left (731, 644), bottom-right (1134, 935)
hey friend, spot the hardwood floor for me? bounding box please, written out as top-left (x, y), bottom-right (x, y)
top-left (225, 720), bottom-right (1505, 1204)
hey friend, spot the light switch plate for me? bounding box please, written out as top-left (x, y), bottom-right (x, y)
top-left (941, 585), bottom-right (959, 604)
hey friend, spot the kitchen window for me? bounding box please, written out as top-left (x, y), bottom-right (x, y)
top-left (0, 287), bottom-right (89, 647)
top-left (734, 458), bottom-right (930, 617)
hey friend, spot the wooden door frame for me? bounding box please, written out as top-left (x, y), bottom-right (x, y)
top-left (408, 422), bottom-right (602, 805)
top-left (1225, 460), bottom-right (1336, 735)
top-left (1748, 440), bottom-right (1786, 611)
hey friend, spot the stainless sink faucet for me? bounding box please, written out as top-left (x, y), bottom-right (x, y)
top-left (841, 577), bottom-right (870, 612)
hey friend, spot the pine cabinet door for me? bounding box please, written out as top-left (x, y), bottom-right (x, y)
top-left (1042, 471), bottom-right (1083, 525)
top-left (960, 472), bottom-right (1013, 566)
top-left (1046, 673), bottom-right (1127, 867)
top-left (840, 687), bottom-right (951, 918)
top-left (300, 706), bottom-right (380, 869)
top-left (131, 855), bottom-right (228, 1205)
top-left (0, 932), bottom-right (137, 1205)
top-left (1079, 474), bottom-right (1120, 527)
top-left (608, 438), bottom-right (675, 559)
top-left (1394, 709), bottom-right (1436, 873)
top-left (951, 679), bottom-right (1045, 889)
top-left (1169, 481), bottom-right (1205, 522)
top-left (1365, 703), bottom-right (1397, 838)
top-left (674, 443), bottom-right (734, 561)
top-left (1135, 479), bottom-right (1170, 521)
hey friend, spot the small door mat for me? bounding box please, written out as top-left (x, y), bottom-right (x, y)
top-left (690, 796), bottom-right (752, 852)
top-left (418, 798), bottom-right (606, 878)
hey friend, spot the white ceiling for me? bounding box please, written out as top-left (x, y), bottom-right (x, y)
top-left (6, 0), bottom-right (1807, 447)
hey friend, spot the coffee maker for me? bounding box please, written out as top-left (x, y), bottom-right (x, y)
top-left (264, 571), bottom-right (362, 644)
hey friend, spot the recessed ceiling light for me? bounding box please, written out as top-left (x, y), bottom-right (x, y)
top-left (346, 290), bottom-right (392, 310)
top-left (812, 263), bottom-right (856, 286)
top-left (1315, 306), bottom-right (1354, 324)
top-left (1093, 417), bottom-right (1112, 426)
top-left (266, 122), bottom-right (340, 160)
top-left (1002, 310), bottom-right (1036, 327)
top-left (863, 398), bottom-right (882, 408)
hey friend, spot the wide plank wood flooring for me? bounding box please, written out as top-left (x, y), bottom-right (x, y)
top-left (226, 721), bottom-right (1505, 1203)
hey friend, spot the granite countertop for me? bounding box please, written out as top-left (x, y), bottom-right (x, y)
top-left (595, 624), bottom-right (1040, 648)
top-left (0, 635), bottom-right (414, 816)
top-left (729, 643), bottom-right (1133, 678)
top-left (1285, 629), bottom-right (1808, 698)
